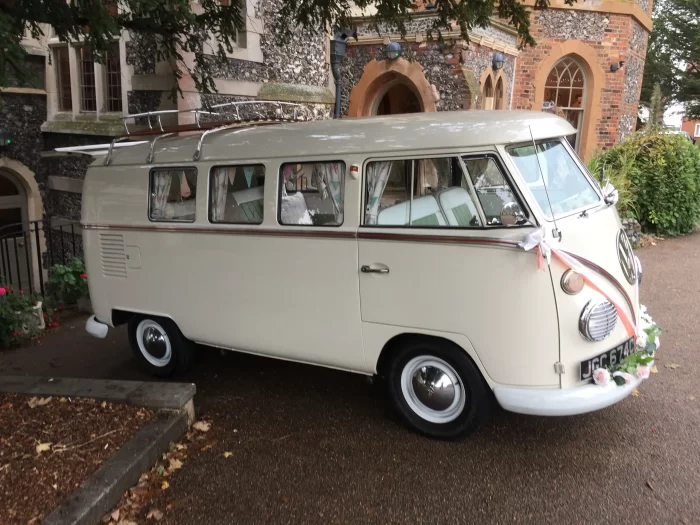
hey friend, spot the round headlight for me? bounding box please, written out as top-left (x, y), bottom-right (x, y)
top-left (561, 270), bottom-right (585, 295)
top-left (579, 300), bottom-right (618, 342)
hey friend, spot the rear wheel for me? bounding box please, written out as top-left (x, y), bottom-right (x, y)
top-left (387, 339), bottom-right (490, 439)
top-left (128, 316), bottom-right (194, 377)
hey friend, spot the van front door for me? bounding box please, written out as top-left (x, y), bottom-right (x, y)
top-left (357, 155), bottom-right (561, 387)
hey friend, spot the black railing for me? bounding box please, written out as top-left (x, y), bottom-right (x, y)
top-left (0, 220), bottom-right (82, 296)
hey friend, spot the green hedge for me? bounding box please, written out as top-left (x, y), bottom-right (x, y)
top-left (588, 132), bottom-right (700, 236)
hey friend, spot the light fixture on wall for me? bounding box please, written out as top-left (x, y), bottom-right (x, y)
top-left (384, 41), bottom-right (402, 60)
top-left (610, 60), bottom-right (626, 72)
top-left (492, 52), bottom-right (505, 70)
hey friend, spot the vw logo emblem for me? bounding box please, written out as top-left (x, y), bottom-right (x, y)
top-left (617, 229), bottom-right (636, 285)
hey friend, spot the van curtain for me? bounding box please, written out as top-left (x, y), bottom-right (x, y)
top-left (211, 167), bottom-right (236, 221)
top-left (365, 161), bottom-right (393, 225)
top-left (313, 162), bottom-right (344, 217)
top-left (152, 171), bottom-right (174, 217)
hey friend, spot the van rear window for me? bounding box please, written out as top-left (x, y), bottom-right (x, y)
top-left (149, 168), bottom-right (197, 222)
top-left (279, 162), bottom-right (345, 226)
top-left (210, 164), bottom-right (265, 224)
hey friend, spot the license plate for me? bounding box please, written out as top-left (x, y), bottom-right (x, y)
top-left (580, 338), bottom-right (636, 381)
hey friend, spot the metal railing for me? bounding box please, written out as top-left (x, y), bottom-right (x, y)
top-left (0, 220), bottom-right (81, 296)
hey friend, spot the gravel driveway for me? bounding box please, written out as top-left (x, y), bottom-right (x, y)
top-left (1, 234), bottom-right (699, 524)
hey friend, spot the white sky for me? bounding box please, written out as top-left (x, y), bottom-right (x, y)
top-left (664, 103), bottom-right (685, 129)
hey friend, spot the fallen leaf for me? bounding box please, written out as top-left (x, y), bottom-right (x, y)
top-left (101, 401), bottom-right (107, 408)
top-left (223, 452), bottom-right (233, 458)
top-left (200, 444), bottom-right (213, 452)
top-left (631, 389), bottom-right (640, 397)
top-left (665, 363), bottom-right (681, 370)
top-left (646, 480), bottom-right (654, 491)
top-left (27, 397), bottom-right (52, 408)
top-left (168, 458), bottom-right (183, 471)
top-left (161, 481), bottom-right (169, 490)
top-left (146, 509), bottom-right (164, 521)
top-left (281, 496), bottom-right (291, 504)
top-left (156, 465), bottom-right (165, 476)
top-left (117, 521), bottom-right (137, 525)
top-left (59, 397), bottom-right (67, 403)
top-left (35, 442), bottom-right (52, 454)
top-left (111, 510), bottom-right (120, 521)
top-left (689, 396), bottom-right (696, 401)
top-left (192, 421), bottom-right (211, 432)
top-left (175, 444), bottom-right (186, 451)
top-left (650, 365), bottom-right (658, 374)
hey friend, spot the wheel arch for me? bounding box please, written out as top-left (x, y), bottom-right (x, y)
top-left (374, 332), bottom-right (493, 389)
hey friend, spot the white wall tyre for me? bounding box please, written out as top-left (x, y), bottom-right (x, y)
top-left (387, 338), bottom-right (490, 439)
top-left (128, 316), bottom-right (194, 377)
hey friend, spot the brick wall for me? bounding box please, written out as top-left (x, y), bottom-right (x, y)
top-left (513, 10), bottom-right (649, 158)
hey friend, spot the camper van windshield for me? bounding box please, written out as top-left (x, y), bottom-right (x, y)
top-left (507, 140), bottom-right (600, 219)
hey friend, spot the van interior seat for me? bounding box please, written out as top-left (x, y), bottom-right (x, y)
top-left (438, 187), bottom-right (480, 227)
top-left (377, 194), bottom-right (446, 226)
top-left (280, 191), bottom-right (313, 225)
top-left (231, 186), bottom-right (264, 223)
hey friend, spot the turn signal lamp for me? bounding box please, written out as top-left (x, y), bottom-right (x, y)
top-left (561, 270), bottom-right (584, 295)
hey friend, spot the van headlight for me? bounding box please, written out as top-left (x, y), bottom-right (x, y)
top-left (579, 300), bottom-right (618, 342)
top-left (561, 270), bottom-right (584, 295)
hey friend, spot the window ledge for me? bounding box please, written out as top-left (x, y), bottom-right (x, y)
top-left (41, 119), bottom-right (125, 137)
top-left (1, 87), bottom-right (46, 95)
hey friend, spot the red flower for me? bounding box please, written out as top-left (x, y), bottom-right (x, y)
top-left (80, 273), bottom-right (87, 279)
top-left (19, 290), bottom-right (23, 295)
top-left (12, 331), bottom-right (17, 337)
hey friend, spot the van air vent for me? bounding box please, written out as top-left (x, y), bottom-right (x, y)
top-left (99, 233), bottom-right (127, 279)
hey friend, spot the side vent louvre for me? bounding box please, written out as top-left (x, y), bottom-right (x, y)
top-left (99, 233), bottom-right (127, 278)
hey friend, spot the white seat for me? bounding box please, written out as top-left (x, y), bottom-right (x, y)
top-left (438, 187), bottom-right (479, 227)
top-left (377, 194), bottom-right (446, 226)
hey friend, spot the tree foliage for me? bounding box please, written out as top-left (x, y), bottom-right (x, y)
top-left (0, 0), bottom-right (563, 100)
top-left (640, 0), bottom-right (700, 118)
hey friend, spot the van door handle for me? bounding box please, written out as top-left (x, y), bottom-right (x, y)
top-left (361, 264), bottom-right (389, 274)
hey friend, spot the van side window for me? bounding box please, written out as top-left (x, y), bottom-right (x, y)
top-left (149, 168), bottom-right (197, 222)
top-left (462, 157), bottom-right (521, 225)
top-left (210, 164), bottom-right (265, 224)
top-left (363, 157), bottom-right (481, 227)
top-left (279, 161), bottom-right (345, 226)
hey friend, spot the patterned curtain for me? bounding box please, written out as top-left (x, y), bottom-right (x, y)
top-left (314, 162), bottom-right (344, 217)
top-left (151, 171), bottom-right (173, 218)
top-left (365, 161), bottom-right (393, 225)
top-left (244, 166), bottom-right (254, 187)
top-left (212, 167), bottom-right (233, 221)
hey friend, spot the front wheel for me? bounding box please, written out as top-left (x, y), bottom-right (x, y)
top-left (128, 316), bottom-right (194, 377)
top-left (387, 339), bottom-right (490, 439)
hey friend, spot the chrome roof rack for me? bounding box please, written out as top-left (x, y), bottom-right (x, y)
top-left (107, 101), bottom-right (314, 165)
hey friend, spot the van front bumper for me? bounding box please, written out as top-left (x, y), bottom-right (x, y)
top-left (493, 372), bottom-right (649, 416)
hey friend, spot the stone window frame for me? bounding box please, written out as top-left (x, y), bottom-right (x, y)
top-left (542, 56), bottom-right (587, 153)
top-left (47, 37), bottom-right (129, 120)
top-left (695, 123), bottom-right (700, 138)
top-left (480, 70), bottom-right (507, 111)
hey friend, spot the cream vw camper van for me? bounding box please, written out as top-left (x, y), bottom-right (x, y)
top-left (79, 108), bottom-right (655, 439)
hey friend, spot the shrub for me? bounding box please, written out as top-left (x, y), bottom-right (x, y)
top-left (590, 132), bottom-right (700, 236)
top-left (0, 286), bottom-right (42, 347)
top-left (47, 257), bottom-right (88, 306)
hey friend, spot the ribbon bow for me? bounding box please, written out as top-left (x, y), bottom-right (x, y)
top-left (519, 228), bottom-right (636, 338)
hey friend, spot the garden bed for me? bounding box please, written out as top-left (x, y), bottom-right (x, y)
top-left (0, 393), bottom-right (154, 525)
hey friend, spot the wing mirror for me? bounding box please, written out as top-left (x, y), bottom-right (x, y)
top-left (500, 202), bottom-right (526, 226)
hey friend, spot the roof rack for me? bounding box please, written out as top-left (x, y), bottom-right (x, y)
top-left (110, 100), bottom-right (314, 165)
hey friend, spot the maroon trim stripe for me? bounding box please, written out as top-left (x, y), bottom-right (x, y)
top-left (83, 224), bottom-right (523, 249)
top-left (562, 250), bottom-right (636, 316)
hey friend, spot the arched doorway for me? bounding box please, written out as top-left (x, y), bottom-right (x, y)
top-left (375, 81), bottom-right (423, 115)
top-left (0, 170), bottom-right (28, 233)
top-left (347, 58), bottom-right (437, 117)
top-left (543, 56), bottom-right (587, 152)
top-left (494, 76), bottom-right (505, 110)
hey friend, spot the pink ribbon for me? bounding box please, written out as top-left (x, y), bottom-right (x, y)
top-left (519, 229), bottom-right (636, 338)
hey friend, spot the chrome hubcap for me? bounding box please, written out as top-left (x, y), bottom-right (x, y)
top-left (136, 320), bottom-right (172, 367)
top-left (401, 356), bottom-right (465, 424)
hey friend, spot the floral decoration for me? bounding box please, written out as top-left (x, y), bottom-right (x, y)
top-left (592, 304), bottom-right (661, 387)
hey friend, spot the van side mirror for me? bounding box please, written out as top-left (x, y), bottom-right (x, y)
top-left (500, 202), bottom-right (526, 226)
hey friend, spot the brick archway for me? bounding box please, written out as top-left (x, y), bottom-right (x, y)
top-left (347, 58), bottom-right (437, 117)
top-left (533, 41), bottom-right (604, 161)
